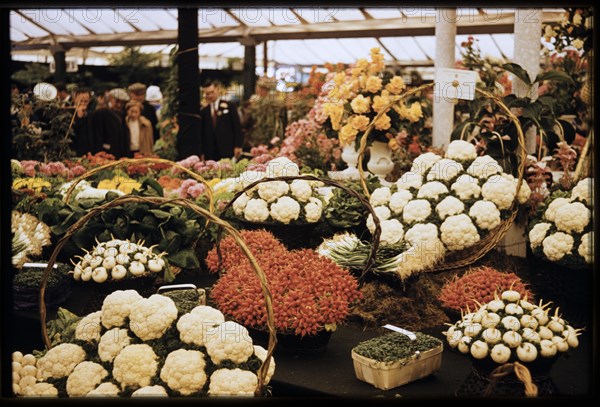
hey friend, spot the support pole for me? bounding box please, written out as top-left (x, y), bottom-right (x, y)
top-left (51, 46), bottom-right (66, 83)
top-left (242, 40), bottom-right (257, 102)
top-left (263, 40), bottom-right (268, 76)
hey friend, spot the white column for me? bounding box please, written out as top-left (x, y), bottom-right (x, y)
top-left (433, 8), bottom-right (457, 149)
top-left (513, 8), bottom-right (542, 154)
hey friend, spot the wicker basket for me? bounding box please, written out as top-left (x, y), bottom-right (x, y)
top-left (39, 195), bottom-right (276, 396)
top-left (217, 174), bottom-right (382, 282)
top-left (355, 84), bottom-right (527, 272)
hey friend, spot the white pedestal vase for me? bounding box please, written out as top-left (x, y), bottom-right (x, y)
top-left (329, 143), bottom-right (361, 180)
top-left (367, 141), bottom-right (394, 185)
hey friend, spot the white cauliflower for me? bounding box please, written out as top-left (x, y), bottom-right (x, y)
top-left (66, 362), bottom-right (108, 397)
top-left (516, 179), bottom-right (532, 204)
top-left (290, 180), bottom-right (313, 202)
top-left (410, 152), bottom-right (442, 174)
top-left (75, 311), bottom-right (102, 342)
top-left (244, 198), bottom-right (270, 222)
top-left (436, 196), bottom-right (465, 220)
top-left (396, 238), bottom-right (446, 280)
top-left (98, 328), bottom-right (131, 363)
top-left (396, 171), bottom-right (423, 190)
top-left (446, 140), bottom-right (477, 161)
top-left (265, 157), bottom-right (300, 177)
top-left (75, 187), bottom-right (124, 201)
top-left (467, 156), bottom-right (503, 179)
top-left (37, 343), bottom-right (86, 380)
top-left (440, 214), bottom-right (481, 251)
top-left (204, 321), bottom-right (254, 364)
top-left (542, 232), bottom-right (574, 262)
top-left (86, 382), bottom-right (120, 397)
top-left (22, 383), bottom-right (58, 397)
top-left (112, 344), bottom-right (158, 389)
top-left (426, 159), bottom-right (463, 182)
top-left (253, 345), bottom-right (276, 384)
top-left (451, 174), bottom-right (481, 200)
top-left (554, 202), bottom-right (591, 234)
top-left (578, 231), bottom-right (593, 263)
top-left (304, 197), bottom-right (323, 223)
top-left (208, 368), bottom-right (258, 397)
top-left (177, 306), bottom-right (225, 347)
top-left (232, 193), bottom-right (250, 216)
top-left (379, 219), bottom-right (404, 245)
top-left (529, 222), bottom-right (552, 249)
top-left (366, 206), bottom-right (392, 233)
top-left (404, 223), bottom-right (439, 246)
top-left (389, 190), bottom-right (413, 214)
top-left (571, 178), bottom-right (593, 205)
top-left (131, 385), bottom-right (169, 397)
top-left (418, 181), bottom-right (449, 201)
top-left (481, 175), bottom-right (517, 210)
top-left (402, 199), bottom-right (432, 224)
top-left (544, 197), bottom-right (571, 222)
top-left (257, 180), bottom-right (289, 203)
top-left (160, 349), bottom-right (207, 396)
top-left (129, 294), bottom-right (178, 341)
top-left (370, 187), bottom-right (392, 206)
top-left (469, 200), bottom-right (501, 231)
top-left (238, 170), bottom-right (266, 192)
top-left (101, 290), bottom-right (143, 329)
top-left (269, 196), bottom-right (301, 224)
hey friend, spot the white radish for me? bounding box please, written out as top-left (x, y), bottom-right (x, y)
top-left (111, 265), bottom-right (127, 280)
top-left (128, 261), bottom-right (146, 276)
top-left (490, 344), bottom-right (511, 364)
top-left (92, 267), bottom-right (109, 283)
top-left (516, 342), bottom-right (538, 362)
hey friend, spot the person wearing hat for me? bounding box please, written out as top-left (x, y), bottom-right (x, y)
top-left (146, 85), bottom-right (163, 121)
top-left (128, 82), bottom-right (160, 142)
top-left (126, 100), bottom-right (154, 156)
top-left (88, 88), bottom-right (131, 159)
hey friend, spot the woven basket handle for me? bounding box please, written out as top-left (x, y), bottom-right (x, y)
top-left (573, 128), bottom-right (593, 182)
top-left (217, 174), bottom-right (381, 282)
top-left (39, 195), bottom-right (276, 396)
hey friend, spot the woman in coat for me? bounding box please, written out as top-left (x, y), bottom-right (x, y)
top-left (125, 101), bottom-right (154, 156)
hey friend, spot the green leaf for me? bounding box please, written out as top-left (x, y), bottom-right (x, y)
top-left (141, 178), bottom-right (164, 197)
top-left (150, 209), bottom-right (172, 220)
top-left (534, 70), bottom-right (576, 85)
top-left (160, 230), bottom-right (181, 254)
top-left (167, 248), bottom-right (200, 269)
top-left (502, 63), bottom-right (532, 86)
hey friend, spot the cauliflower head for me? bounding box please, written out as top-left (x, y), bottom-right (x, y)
top-left (204, 321), bottom-right (254, 364)
top-left (129, 294), bottom-right (178, 341)
top-left (253, 345), bottom-right (276, 384)
top-left (410, 152), bottom-right (442, 174)
top-left (101, 290), bottom-right (143, 329)
top-left (66, 362), bottom-right (108, 397)
top-left (436, 196), bottom-right (465, 220)
top-left (98, 328), bottom-right (131, 363)
top-left (370, 187), bottom-right (392, 207)
top-left (554, 202), bottom-right (590, 234)
top-left (379, 219), bottom-right (404, 245)
top-left (396, 171), bottom-right (423, 190)
top-left (270, 196), bottom-right (301, 224)
top-left (304, 197), bottom-right (323, 223)
top-left (265, 157), bottom-right (299, 178)
top-left (290, 180), bottom-right (313, 202)
top-left (75, 311), bottom-right (102, 342)
top-left (131, 385), bottom-right (169, 397)
top-left (86, 382), bottom-right (120, 397)
top-left (402, 199), bottom-right (432, 224)
top-left (529, 222), bottom-right (552, 249)
top-left (208, 368), bottom-right (258, 397)
top-left (516, 179), bottom-right (532, 204)
top-left (426, 159), bottom-right (463, 182)
top-left (544, 197), bottom-right (570, 222)
top-left (177, 306), bottom-right (225, 346)
top-left (160, 349), bottom-right (207, 396)
top-left (404, 223), bottom-right (439, 246)
top-left (571, 178), bottom-right (593, 205)
top-left (366, 206), bottom-right (392, 233)
top-left (446, 140), bottom-right (477, 161)
top-left (542, 232), bottom-right (574, 261)
top-left (239, 170), bottom-right (266, 192)
top-left (257, 180), bottom-right (289, 203)
top-left (22, 383), bottom-right (58, 397)
top-left (578, 231), bottom-right (593, 263)
top-left (232, 193), bottom-right (250, 216)
top-left (440, 214), bottom-right (481, 251)
top-left (467, 156), bottom-right (503, 179)
top-left (37, 343), bottom-right (86, 380)
top-left (244, 198), bottom-right (270, 223)
top-left (112, 344), bottom-right (158, 389)
top-left (469, 200), bottom-right (501, 231)
top-left (389, 190), bottom-right (413, 214)
top-left (417, 181), bottom-right (449, 201)
top-left (481, 175), bottom-right (517, 210)
top-left (451, 174), bottom-right (481, 200)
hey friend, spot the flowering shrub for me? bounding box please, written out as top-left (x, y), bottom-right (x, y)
top-left (207, 230), bottom-right (362, 336)
top-left (439, 266), bottom-right (534, 313)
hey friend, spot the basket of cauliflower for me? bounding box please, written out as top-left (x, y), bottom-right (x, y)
top-left (13, 289), bottom-right (276, 397)
top-left (37, 195), bottom-right (278, 397)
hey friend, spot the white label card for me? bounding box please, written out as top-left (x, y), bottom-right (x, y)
top-left (23, 263), bottom-right (57, 269)
top-left (434, 68), bottom-right (478, 101)
top-left (382, 324), bottom-right (417, 341)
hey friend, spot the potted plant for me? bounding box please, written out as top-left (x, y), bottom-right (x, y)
top-left (206, 229), bottom-right (362, 352)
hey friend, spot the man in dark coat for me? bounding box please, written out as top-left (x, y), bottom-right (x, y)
top-left (200, 81), bottom-right (243, 161)
top-left (88, 88), bottom-right (130, 159)
top-left (128, 82), bottom-right (160, 142)
top-left (71, 88), bottom-right (99, 156)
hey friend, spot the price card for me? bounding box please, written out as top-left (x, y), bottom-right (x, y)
top-left (382, 324), bottom-right (417, 341)
top-left (23, 262), bottom-right (57, 269)
top-left (434, 68), bottom-right (478, 101)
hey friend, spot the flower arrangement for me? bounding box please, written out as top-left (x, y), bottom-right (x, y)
top-left (11, 290), bottom-right (275, 397)
top-left (11, 211), bottom-right (52, 268)
top-left (97, 175), bottom-right (142, 195)
top-left (363, 140), bottom-right (531, 280)
top-left (543, 8), bottom-right (593, 54)
top-left (322, 47), bottom-right (425, 149)
top-left (444, 289), bottom-right (582, 365)
top-left (527, 177), bottom-right (593, 267)
top-left (438, 266), bottom-right (534, 314)
top-left (207, 230), bottom-right (362, 336)
top-left (12, 177), bottom-right (52, 193)
top-left (229, 157), bottom-right (326, 225)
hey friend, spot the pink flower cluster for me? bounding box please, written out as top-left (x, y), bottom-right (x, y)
top-left (176, 179), bottom-right (207, 199)
top-left (20, 160), bottom-right (39, 177)
top-left (173, 155), bottom-right (233, 176)
top-left (19, 160), bottom-right (87, 179)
